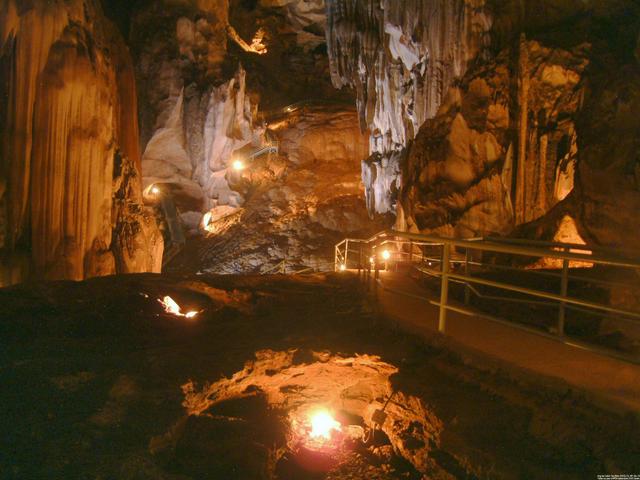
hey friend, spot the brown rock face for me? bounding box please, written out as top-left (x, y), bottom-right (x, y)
top-left (0, 0), bottom-right (161, 285)
top-left (168, 105), bottom-right (389, 273)
top-left (575, 64), bottom-right (640, 249)
top-left (400, 40), bottom-right (588, 238)
top-left (326, 0), bottom-right (492, 215)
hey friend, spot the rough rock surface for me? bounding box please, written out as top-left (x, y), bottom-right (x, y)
top-left (130, 1), bottom-right (264, 227)
top-left (132, 0), bottom-right (351, 231)
top-left (183, 349), bottom-right (442, 474)
top-left (573, 48), bottom-right (640, 249)
top-left (399, 40), bottom-right (588, 238)
top-left (2, 273), bottom-right (638, 478)
top-left (326, 0), bottom-right (492, 215)
top-left (0, 0), bottom-right (161, 285)
top-left (168, 106), bottom-right (390, 273)
top-left (397, 2), bottom-right (640, 249)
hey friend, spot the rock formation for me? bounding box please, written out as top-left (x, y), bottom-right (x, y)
top-left (130, 0), bottom-right (384, 272)
top-left (398, 39), bottom-right (589, 238)
top-left (326, 0), bottom-right (492, 215)
top-left (0, 0), bottom-right (162, 285)
top-left (326, 0), bottom-right (640, 250)
top-left (168, 105), bottom-right (388, 273)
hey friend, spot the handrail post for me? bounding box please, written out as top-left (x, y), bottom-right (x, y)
top-left (439, 243), bottom-right (451, 333)
top-left (558, 257), bottom-right (569, 336)
top-left (345, 239), bottom-right (349, 270)
top-left (464, 248), bottom-right (471, 305)
top-left (358, 244), bottom-right (363, 274)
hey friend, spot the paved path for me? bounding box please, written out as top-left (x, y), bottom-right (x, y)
top-left (364, 270), bottom-right (640, 414)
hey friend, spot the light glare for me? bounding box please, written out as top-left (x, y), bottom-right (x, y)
top-left (309, 409), bottom-right (340, 440)
top-left (381, 250), bottom-right (391, 260)
top-left (232, 159), bottom-right (245, 171)
top-left (158, 295), bottom-right (198, 319)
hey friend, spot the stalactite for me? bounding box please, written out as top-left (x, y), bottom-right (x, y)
top-left (326, 0), bottom-right (492, 215)
top-left (515, 33), bottom-right (529, 225)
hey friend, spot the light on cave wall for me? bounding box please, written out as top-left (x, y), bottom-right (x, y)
top-left (232, 159), bottom-right (245, 171)
top-left (202, 211), bottom-right (214, 233)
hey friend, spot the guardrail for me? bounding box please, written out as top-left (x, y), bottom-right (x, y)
top-left (335, 230), bottom-right (640, 363)
top-left (261, 258), bottom-right (325, 275)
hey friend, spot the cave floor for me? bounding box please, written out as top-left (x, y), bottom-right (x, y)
top-left (1, 273), bottom-right (638, 479)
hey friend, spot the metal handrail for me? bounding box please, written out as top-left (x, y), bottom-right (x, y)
top-left (261, 259), bottom-right (327, 275)
top-left (261, 260), bottom-right (286, 275)
top-left (334, 229), bottom-right (640, 363)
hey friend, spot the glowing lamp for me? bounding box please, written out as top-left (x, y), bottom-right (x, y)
top-left (151, 186), bottom-right (160, 195)
top-left (158, 295), bottom-right (198, 319)
top-left (381, 250), bottom-right (391, 260)
top-left (309, 409), bottom-right (341, 440)
top-left (232, 159), bottom-right (245, 171)
top-left (339, 264), bottom-right (346, 271)
top-left (369, 256), bottom-right (375, 264)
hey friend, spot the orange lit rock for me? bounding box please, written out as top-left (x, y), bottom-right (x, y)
top-left (399, 40), bottom-right (588, 239)
top-left (0, 0), bottom-right (161, 284)
top-left (172, 105), bottom-right (389, 274)
top-left (181, 349), bottom-right (443, 474)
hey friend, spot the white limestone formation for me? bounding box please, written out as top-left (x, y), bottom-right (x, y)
top-left (326, 0), bottom-right (492, 215)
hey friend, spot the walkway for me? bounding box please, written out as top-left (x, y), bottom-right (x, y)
top-left (367, 270), bottom-right (640, 414)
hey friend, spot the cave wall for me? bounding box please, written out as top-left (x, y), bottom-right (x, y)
top-left (398, 39), bottom-right (588, 238)
top-left (167, 104), bottom-right (388, 274)
top-left (400, 1), bottom-right (640, 248)
top-left (0, 0), bottom-right (162, 285)
top-left (131, 0), bottom-right (267, 230)
top-left (130, 0), bottom-right (387, 272)
top-left (326, 0), bottom-right (640, 249)
top-left (326, 0), bottom-right (492, 215)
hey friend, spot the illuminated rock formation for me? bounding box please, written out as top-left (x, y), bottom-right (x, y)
top-left (326, 0), bottom-right (492, 215)
top-left (168, 105), bottom-right (388, 273)
top-left (399, 40), bottom-right (588, 238)
top-left (0, 0), bottom-right (162, 285)
top-left (133, 2), bottom-right (265, 229)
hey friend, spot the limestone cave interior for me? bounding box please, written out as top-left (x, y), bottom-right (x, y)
top-left (2, 1), bottom-right (640, 478)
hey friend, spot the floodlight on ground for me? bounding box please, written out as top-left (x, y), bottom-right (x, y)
top-left (339, 264), bottom-right (346, 271)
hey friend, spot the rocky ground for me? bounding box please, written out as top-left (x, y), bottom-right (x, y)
top-left (1, 273), bottom-right (639, 479)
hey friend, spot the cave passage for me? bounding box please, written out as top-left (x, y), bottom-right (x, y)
top-left (2, 1), bottom-right (640, 479)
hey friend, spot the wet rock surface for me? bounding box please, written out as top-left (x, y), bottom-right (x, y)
top-left (1, 273), bottom-right (639, 479)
